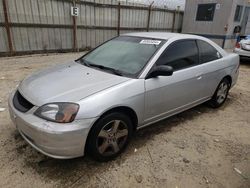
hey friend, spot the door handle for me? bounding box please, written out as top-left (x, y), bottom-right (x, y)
top-left (196, 73), bottom-right (203, 80)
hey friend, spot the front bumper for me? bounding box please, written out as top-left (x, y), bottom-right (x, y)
top-left (234, 48), bottom-right (250, 58)
top-left (8, 91), bottom-right (97, 159)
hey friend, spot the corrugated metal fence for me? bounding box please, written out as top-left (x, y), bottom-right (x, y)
top-left (0, 0), bottom-right (183, 56)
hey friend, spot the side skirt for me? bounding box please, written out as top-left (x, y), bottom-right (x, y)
top-left (137, 97), bottom-right (211, 130)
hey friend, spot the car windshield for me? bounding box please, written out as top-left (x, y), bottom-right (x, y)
top-left (78, 36), bottom-right (165, 77)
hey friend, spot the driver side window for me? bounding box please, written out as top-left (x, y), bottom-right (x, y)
top-left (156, 40), bottom-right (199, 71)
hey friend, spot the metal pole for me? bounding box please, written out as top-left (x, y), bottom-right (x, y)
top-left (2, 0), bottom-right (14, 55)
top-left (117, 2), bottom-right (121, 36)
top-left (147, 2), bottom-right (154, 32)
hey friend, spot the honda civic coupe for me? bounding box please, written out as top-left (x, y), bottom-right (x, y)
top-left (9, 32), bottom-right (239, 161)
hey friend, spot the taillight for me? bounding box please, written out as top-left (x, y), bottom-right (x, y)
top-left (235, 42), bottom-right (241, 48)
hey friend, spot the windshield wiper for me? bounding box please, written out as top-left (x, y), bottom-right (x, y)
top-left (79, 59), bottom-right (90, 67)
top-left (79, 59), bottom-right (124, 76)
top-left (88, 63), bottom-right (124, 76)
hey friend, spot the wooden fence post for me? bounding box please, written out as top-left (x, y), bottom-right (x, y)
top-left (147, 2), bottom-right (153, 32)
top-left (171, 10), bottom-right (176, 33)
top-left (117, 2), bottom-right (121, 36)
top-left (2, 0), bottom-right (14, 55)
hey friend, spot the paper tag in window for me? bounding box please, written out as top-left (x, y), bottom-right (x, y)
top-left (140, 40), bottom-right (161, 45)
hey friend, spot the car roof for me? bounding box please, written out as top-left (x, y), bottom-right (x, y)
top-left (122, 32), bottom-right (204, 40)
top-left (122, 32), bottom-right (227, 57)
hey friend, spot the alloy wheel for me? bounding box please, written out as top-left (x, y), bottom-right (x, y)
top-left (216, 82), bottom-right (229, 104)
top-left (97, 120), bottom-right (128, 156)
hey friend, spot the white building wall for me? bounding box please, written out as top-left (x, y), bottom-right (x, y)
top-left (182, 0), bottom-right (250, 49)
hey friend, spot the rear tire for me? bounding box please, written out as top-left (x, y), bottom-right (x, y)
top-left (208, 78), bottom-right (230, 108)
top-left (86, 112), bottom-right (133, 162)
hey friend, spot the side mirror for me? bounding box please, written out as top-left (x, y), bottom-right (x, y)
top-left (147, 65), bottom-right (173, 78)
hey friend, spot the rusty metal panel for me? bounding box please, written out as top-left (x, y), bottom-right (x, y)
top-left (63, 1), bottom-right (71, 25)
top-left (5, 0), bottom-right (17, 23)
top-left (79, 28), bottom-right (87, 49)
top-left (78, 3), bottom-right (86, 25)
top-left (30, 0), bottom-right (40, 24)
top-left (0, 27), bottom-right (8, 52)
top-left (41, 28), bottom-right (50, 50)
top-left (14, 0), bottom-right (26, 23)
top-left (44, 0), bottom-right (53, 24)
top-left (0, 0), bottom-right (4, 22)
top-left (65, 28), bottom-right (72, 49)
top-left (20, 27), bottom-right (30, 51)
top-left (29, 27), bottom-right (39, 50)
top-left (23, 0), bottom-right (33, 23)
top-left (90, 3), bottom-right (95, 47)
top-left (0, 0), bottom-right (183, 55)
top-left (86, 30), bottom-right (91, 48)
top-left (37, 0), bottom-right (47, 24)
top-left (51, 0), bottom-right (59, 24)
top-left (11, 28), bottom-right (22, 51)
top-left (54, 28), bottom-right (62, 50)
top-left (58, 0), bottom-right (68, 50)
top-left (57, 1), bottom-right (65, 25)
top-left (33, 27), bottom-right (42, 50)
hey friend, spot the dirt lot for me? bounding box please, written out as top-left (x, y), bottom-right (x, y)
top-left (0, 53), bottom-right (249, 188)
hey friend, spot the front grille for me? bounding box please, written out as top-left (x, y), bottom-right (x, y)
top-left (13, 90), bottom-right (34, 112)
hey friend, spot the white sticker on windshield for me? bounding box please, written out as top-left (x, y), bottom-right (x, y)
top-left (140, 40), bottom-right (161, 45)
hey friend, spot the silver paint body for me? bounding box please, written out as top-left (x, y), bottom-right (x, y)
top-left (8, 32), bottom-right (239, 159)
top-left (234, 38), bottom-right (250, 57)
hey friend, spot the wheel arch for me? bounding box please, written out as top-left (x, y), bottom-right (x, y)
top-left (213, 75), bottom-right (232, 96)
top-left (223, 75), bottom-right (232, 87)
top-left (97, 106), bottom-right (138, 131)
top-left (84, 106), bottom-right (138, 156)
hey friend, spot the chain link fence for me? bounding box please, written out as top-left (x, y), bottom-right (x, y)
top-left (121, 0), bottom-right (185, 10)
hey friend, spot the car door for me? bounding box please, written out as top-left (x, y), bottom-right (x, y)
top-left (144, 40), bottom-right (206, 125)
top-left (196, 40), bottom-right (224, 98)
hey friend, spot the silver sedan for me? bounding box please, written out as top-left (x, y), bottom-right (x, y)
top-left (234, 35), bottom-right (250, 58)
top-left (9, 32), bottom-right (239, 161)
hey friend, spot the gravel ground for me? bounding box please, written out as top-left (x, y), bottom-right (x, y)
top-left (0, 53), bottom-right (249, 188)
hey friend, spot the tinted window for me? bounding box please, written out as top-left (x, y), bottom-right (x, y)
top-left (156, 40), bottom-right (199, 71)
top-left (79, 36), bottom-right (164, 76)
top-left (196, 4), bottom-right (216, 21)
top-left (197, 40), bottom-right (221, 63)
top-left (234, 5), bottom-right (243, 22)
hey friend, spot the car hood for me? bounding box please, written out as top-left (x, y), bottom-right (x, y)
top-left (18, 61), bottom-right (131, 106)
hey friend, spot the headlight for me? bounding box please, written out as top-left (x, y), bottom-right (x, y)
top-left (34, 103), bottom-right (79, 123)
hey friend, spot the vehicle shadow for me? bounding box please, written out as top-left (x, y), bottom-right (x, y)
top-left (240, 57), bottom-right (250, 65)
top-left (11, 101), bottom-right (229, 187)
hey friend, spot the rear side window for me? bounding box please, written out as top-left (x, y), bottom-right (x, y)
top-left (156, 40), bottom-right (199, 71)
top-left (197, 40), bottom-right (221, 63)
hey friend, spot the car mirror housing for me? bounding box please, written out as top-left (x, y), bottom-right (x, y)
top-left (147, 65), bottom-right (173, 78)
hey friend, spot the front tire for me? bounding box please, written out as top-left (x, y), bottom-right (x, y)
top-left (86, 112), bottom-right (133, 162)
top-left (209, 78), bottom-right (230, 108)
